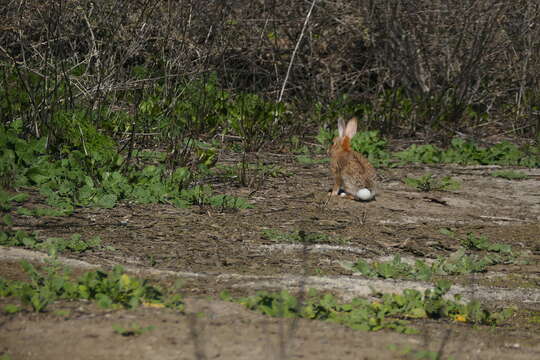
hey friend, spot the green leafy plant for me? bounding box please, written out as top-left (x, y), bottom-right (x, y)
top-left (0, 190), bottom-right (29, 211)
top-left (17, 206), bottom-right (72, 217)
top-left (404, 173), bottom-right (460, 192)
top-left (315, 126), bottom-right (335, 148)
top-left (348, 250), bottom-right (506, 282)
top-left (225, 281), bottom-right (513, 334)
top-left (460, 232), bottom-right (513, 254)
top-left (0, 261), bottom-right (184, 312)
top-left (351, 130), bottom-right (392, 167)
top-left (395, 138), bottom-right (539, 167)
top-left (0, 228), bottom-right (103, 255)
top-left (228, 93), bottom-right (285, 152)
top-left (0, 125), bottom-right (250, 213)
top-left (350, 231), bottom-right (518, 282)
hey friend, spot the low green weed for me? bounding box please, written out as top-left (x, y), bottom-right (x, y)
top-left (0, 261), bottom-right (184, 312)
top-left (0, 227), bottom-right (104, 255)
top-left (3, 304), bottom-right (22, 314)
top-left (351, 130), bottom-right (393, 167)
top-left (315, 126), bottom-right (335, 148)
top-left (290, 135), bottom-right (311, 154)
top-left (223, 281), bottom-right (513, 334)
top-left (396, 144), bottom-right (446, 164)
top-left (0, 190), bottom-right (29, 211)
top-left (0, 124), bottom-right (250, 213)
top-left (490, 170), bottom-right (530, 180)
top-left (441, 229), bottom-right (516, 261)
top-left (112, 323), bottom-right (155, 337)
top-left (397, 139), bottom-right (539, 167)
top-left (17, 206), bottom-right (72, 217)
top-left (404, 173), bottom-right (460, 192)
top-left (54, 309), bottom-right (71, 317)
top-left (349, 250), bottom-right (497, 282)
top-left (315, 122), bottom-right (538, 168)
top-left (459, 232), bottom-right (513, 254)
top-left (349, 231), bottom-right (517, 281)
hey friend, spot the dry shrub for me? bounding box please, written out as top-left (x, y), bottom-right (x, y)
top-left (1, 0), bottom-right (539, 140)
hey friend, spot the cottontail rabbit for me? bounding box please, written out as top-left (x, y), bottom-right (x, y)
top-left (329, 117), bottom-right (377, 201)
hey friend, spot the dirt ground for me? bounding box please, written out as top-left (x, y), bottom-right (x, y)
top-left (1, 152), bottom-right (539, 359)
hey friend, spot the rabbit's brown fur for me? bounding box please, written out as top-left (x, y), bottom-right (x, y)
top-left (329, 118), bottom-right (377, 200)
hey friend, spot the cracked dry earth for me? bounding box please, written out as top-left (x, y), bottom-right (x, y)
top-left (1, 153), bottom-right (540, 360)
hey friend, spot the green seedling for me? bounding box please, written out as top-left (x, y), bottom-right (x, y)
top-left (261, 229), bottom-right (345, 245)
top-left (460, 232), bottom-right (513, 254)
top-left (404, 173), bottom-right (460, 192)
top-left (3, 304), bottom-right (21, 314)
top-left (54, 309), bottom-right (71, 317)
top-left (112, 323), bottom-right (155, 337)
top-left (0, 229), bottom-right (103, 255)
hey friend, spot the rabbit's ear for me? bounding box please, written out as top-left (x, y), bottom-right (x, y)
top-left (345, 118), bottom-right (358, 138)
top-left (337, 118), bottom-right (346, 137)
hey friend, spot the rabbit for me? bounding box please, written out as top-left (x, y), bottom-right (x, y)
top-left (329, 117), bottom-right (377, 201)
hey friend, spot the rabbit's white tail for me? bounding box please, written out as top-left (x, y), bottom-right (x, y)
top-left (357, 188), bottom-right (375, 201)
